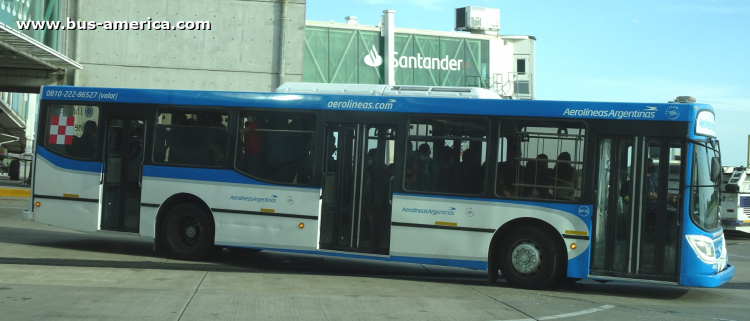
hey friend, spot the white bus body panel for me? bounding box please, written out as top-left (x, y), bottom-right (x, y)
top-left (140, 177), bottom-right (321, 251)
top-left (390, 195), bottom-right (589, 262)
top-left (33, 154), bottom-right (101, 232)
top-left (141, 176), bottom-right (589, 264)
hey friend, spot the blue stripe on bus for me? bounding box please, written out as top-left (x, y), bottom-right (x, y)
top-left (216, 244), bottom-right (487, 270)
top-left (394, 192), bottom-right (593, 217)
top-left (40, 85), bottom-right (704, 122)
top-left (37, 146), bottom-right (102, 173)
top-left (142, 165), bottom-right (319, 189)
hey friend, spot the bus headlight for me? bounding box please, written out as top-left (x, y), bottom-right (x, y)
top-left (686, 235), bottom-right (716, 264)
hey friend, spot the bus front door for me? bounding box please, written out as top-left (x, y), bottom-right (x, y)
top-left (101, 118), bottom-right (145, 233)
top-left (320, 123), bottom-right (397, 255)
top-left (591, 136), bottom-right (683, 282)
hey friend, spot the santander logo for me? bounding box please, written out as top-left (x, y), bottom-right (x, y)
top-left (363, 45), bottom-right (383, 67)
top-left (362, 46), bottom-right (464, 71)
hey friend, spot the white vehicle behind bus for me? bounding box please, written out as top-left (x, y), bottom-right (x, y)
top-left (721, 166), bottom-right (750, 233)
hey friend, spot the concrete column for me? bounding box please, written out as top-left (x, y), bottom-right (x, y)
top-left (381, 10), bottom-right (395, 85)
top-left (278, 0), bottom-right (288, 89)
top-left (528, 39), bottom-right (536, 100)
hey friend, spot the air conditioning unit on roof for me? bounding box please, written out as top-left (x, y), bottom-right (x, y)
top-left (455, 6), bottom-right (500, 31)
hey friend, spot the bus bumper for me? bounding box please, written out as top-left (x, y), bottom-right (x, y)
top-left (22, 210), bottom-right (33, 221)
top-left (681, 264), bottom-right (734, 287)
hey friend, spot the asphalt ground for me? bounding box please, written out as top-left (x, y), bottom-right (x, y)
top-left (0, 197), bottom-right (748, 321)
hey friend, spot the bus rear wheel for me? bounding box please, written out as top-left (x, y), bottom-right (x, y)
top-left (498, 227), bottom-right (562, 290)
top-left (162, 203), bottom-right (216, 261)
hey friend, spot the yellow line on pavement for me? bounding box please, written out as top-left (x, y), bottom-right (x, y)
top-left (0, 188), bottom-right (31, 197)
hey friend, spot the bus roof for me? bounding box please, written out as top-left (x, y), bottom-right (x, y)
top-left (40, 85), bottom-right (711, 122)
top-left (276, 82), bottom-right (502, 99)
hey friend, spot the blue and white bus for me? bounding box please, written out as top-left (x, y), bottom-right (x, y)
top-left (24, 84), bottom-right (733, 289)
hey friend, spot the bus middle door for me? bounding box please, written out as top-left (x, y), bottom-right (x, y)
top-left (100, 118), bottom-right (145, 233)
top-left (320, 123), bottom-right (397, 255)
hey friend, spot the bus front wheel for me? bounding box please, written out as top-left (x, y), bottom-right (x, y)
top-left (162, 203), bottom-right (216, 261)
top-left (498, 227), bottom-right (562, 290)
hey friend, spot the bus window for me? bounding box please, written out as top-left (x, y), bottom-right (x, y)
top-left (405, 117), bottom-right (488, 194)
top-left (45, 105), bottom-right (100, 160)
top-left (497, 120), bottom-right (585, 201)
top-left (154, 110), bottom-right (229, 167)
top-left (235, 111), bottom-right (317, 184)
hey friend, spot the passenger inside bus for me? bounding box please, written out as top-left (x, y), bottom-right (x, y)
top-left (167, 113), bottom-right (188, 164)
top-left (434, 145), bottom-right (454, 193)
top-left (551, 152), bottom-right (575, 200)
top-left (523, 154), bottom-right (552, 199)
top-left (645, 158), bottom-right (659, 210)
top-left (406, 141), bottom-right (416, 160)
top-left (127, 122), bottom-right (144, 185)
top-left (448, 148), bottom-right (482, 194)
top-left (619, 158), bottom-right (679, 235)
top-left (496, 174), bottom-right (514, 197)
top-left (206, 112), bottom-right (228, 166)
top-left (404, 158), bottom-right (417, 190)
top-left (239, 115), bottom-right (262, 176)
top-left (415, 143), bottom-right (440, 191)
top-left (262, 115), bottom-right (309, 183)
top-left (154, 124), bottom-right (168, 162)
top-left (497, 146), bottom-right (524, 196)
top-left (69, 120), bottom-right (98, 159)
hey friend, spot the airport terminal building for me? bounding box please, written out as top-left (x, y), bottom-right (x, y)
top-left (0, 0), bottom-right (534, 154)
top-left (304, 11), bottom-right (535, 100)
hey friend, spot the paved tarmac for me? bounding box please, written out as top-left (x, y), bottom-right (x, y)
top-left (0, 172), bottom-right (31, 197)
top-left (0, 196), bottom-right (748, 320)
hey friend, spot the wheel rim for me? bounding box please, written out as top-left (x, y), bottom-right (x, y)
top-left (172, 214), bottom-right (202, 248)
top-left (510, 240), bottom-right (542, 276)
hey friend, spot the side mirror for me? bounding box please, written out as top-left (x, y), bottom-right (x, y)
top-left (710, 157), bottom-right (722, 183)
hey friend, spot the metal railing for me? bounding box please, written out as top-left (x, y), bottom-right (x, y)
top-left (490, 72), bottom-right (534, 100)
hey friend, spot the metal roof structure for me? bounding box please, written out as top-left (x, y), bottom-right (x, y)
top-left (0, 22), bottom-right (81, 153)
top-left (0, 97), bottom-right (26, 153)
top-left (0, 22), bottom-right (82, 72)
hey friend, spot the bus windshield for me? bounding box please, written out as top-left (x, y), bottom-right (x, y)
top-left (691, 139), bottom-right (721, 231)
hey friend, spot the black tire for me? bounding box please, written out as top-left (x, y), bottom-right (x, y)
top-left (162, 203), bottom-right (216, 261)
top-left (498, 226), bottom-right (563, 290)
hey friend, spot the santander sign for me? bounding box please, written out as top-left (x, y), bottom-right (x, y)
top-left (363, 45), bottom-right (464, 71)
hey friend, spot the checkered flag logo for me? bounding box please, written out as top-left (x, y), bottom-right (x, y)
top-left (49, 116), bottom-right (75, 145)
